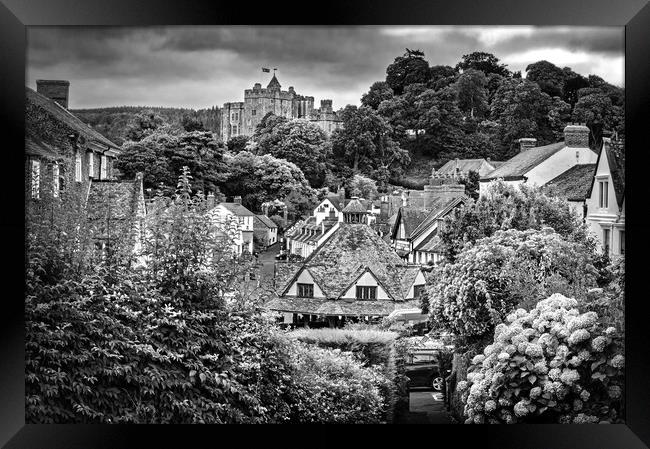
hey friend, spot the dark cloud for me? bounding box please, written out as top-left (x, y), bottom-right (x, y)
top-left (26, 26), bottom-right (623, 110)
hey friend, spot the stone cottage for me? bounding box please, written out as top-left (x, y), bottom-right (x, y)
top-left (25, 80), bottom-right (146, 255)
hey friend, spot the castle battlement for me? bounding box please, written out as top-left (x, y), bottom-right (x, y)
top-left (221, 73), bottom-right (342, 140)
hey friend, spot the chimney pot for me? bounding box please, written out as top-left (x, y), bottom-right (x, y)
top-left (234, 195), bottom-right (242, 204)
top-left (36, 79), bottom-right (70, 109)
top-left (518, 138), bottom-right (537, 153)
top-left (207, 192), bottom-right (215, 209)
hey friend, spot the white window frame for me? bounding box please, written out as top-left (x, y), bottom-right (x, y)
top-left (100, 155), bottom-right (108, 179)
top-left (87, 152), bottom-right (95, 178)
top-left (75, 151), bottom-right (82, 182)
top-left (30, 159), bottom-right (40, 199)
top-left (598, 180), bottom-right (609, 209)
top-left (52, 162), bottom-right (60, 197)
top-left (603, 228), bottom-right (611, 255)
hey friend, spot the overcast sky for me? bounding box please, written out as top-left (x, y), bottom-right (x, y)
top-left (26, 26), bottom-right (624, 110)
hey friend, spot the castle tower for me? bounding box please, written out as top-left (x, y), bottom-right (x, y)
top-left (267, 74), bottom-right (281, 90)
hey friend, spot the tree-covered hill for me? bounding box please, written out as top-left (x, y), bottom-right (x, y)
top-left (72, 105), bottom-right (222, 145)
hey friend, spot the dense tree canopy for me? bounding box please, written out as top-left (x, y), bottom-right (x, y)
top-left (254, 119), bottom-right (330, 188)
top-left (386, 49), bottom-right (432, 95)
top-left (222, 151), bottom-right (317, 213)
top-left (456, 52), bottom-right (511, 77)
top-left (116, 130), bottom-right (228, 195)
top-left (331, 105), bottom-right (409, 185)
top-left (361, 81), bottom-right (394, 109)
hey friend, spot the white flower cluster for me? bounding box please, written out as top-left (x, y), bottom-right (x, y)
top-left (459, 293), bottom-right (624, 424)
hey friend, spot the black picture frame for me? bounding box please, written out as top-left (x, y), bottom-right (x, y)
top-left (2, 0), bottom-right (648, 447)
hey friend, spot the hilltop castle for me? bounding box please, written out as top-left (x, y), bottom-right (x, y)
top-left (221, 73), bottom-right (342, 141)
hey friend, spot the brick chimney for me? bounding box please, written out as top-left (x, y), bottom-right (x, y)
top-left (206, 192), bottom-right (215, 209)
top-left (234, 195), bottom-right (242, 204)
top-left (564, 123), bottom-right (590, 148)
top-left (36, 80), bottom-right (70, 109)
top-left (425, 172), bottom-right (466, 201)
top-left (518, 138), bottom-right (537, 153)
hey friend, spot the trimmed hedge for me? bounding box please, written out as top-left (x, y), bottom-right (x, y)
top-left (287, 328), bottom-right (407, 423)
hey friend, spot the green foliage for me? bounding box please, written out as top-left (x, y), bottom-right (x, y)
top-left (428, 228), bottom-right (598, 347)
top-left (116, 129), bottom-right (228, 196)
top-left (439, 181), bottom-right (589, 262)
top-left (572, 88), bottom-right (624, 149)
top-left (181, 113), bottom-right (206, 132)
top-left (287, 342), bottom-right (388, 423)
top-left (490, 78), bottom-right (570, 158)
top-left (331, 105), bottom-right (409, 185)
top-left (26, 168), bottom-right (300, 423)
top-left (385, 49), bottom-right (431, 95)
top-left (254, 119), bottom-right (330, 187)
top-left (525, 60), bottom-right (568, 98)
top-left (288, 328), bottom-right (401, 422)
top-left (123, 110), bottom-right (173, 142)
top-left (347, 174), bottom-right (379, 200)
top-left (361, 81), bottom-right (394, 109)
top-left (222, 151), bottom-right (316, 214)
top-left (456, 52), bottom-right (511, 77)
top-left (459, 294), bottom-right (624, 424)
top-left (454, 68), bottom-right (489, 119)
top-left (226, 135), bottom-right (250, 154)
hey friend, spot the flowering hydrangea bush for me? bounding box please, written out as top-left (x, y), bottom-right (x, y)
top-left (459, 294), bottom-right (624, 424)
top-left (428, 228), bottom-right (596, 345)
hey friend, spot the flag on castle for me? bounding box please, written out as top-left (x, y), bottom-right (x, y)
top-left (262, 67), bottom-right (270, 73)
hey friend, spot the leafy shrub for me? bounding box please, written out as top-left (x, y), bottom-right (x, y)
top-left (287, 342), bottom-right (388, 423)
top-left (288, 328), bottom-right (401, 422)
top-left (428, 228), bottom-right (597, 347)
top-left (25, 168), bottom-right (293, 423)
top-left (439, 181), bottom-right (591, 263)
top-left (459, 293), bottom-right (624, 424)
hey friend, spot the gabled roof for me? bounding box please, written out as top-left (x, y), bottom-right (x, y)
top-left (342, 198), bottom-right (367, 213)
top-left (277, 223), bottom-right (421, 302)
top-left (392, 207), bottom-right (431, 240)
top-left (217, 202), bottom-right (255, 216)
top-left (437, 158), bottom-right (492, 175)
top-left (25, 87), bottom-right (120, 151)
top-left (391, 195), bottom-right (465, 241)
top-left (324, 195), bottom-right (345, 211)
top-left (413, 232), bottom-right (442, 253)
top-left (481, 142), bottom-right (567, 181)
top-left (543, 164), bottom-right (596, 201)
top-left (254, 214), bottom-right (277, 229)
top-left (587, 138), bottom-right (625, 208)
top-left (410, 196), bottom-right (466, 239)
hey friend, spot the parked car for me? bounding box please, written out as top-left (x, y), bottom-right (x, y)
top-left (404, 350), bottom-right (446, 392)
